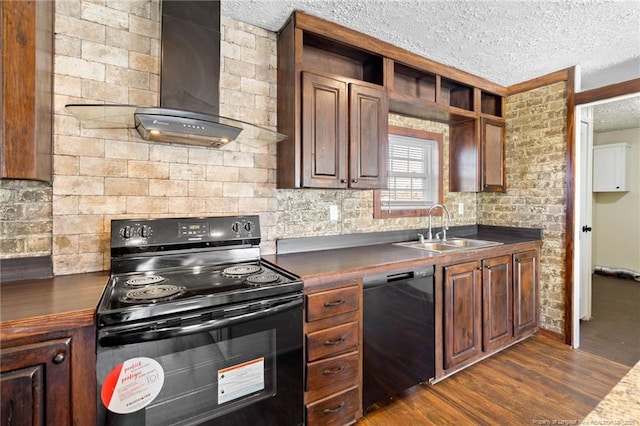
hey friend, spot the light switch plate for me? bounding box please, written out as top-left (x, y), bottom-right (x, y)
top-left (329, 205), bottom-right (339, 221)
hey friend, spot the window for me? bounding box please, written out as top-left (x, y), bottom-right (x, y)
top-left (374, 126), bottom-right (442, 219)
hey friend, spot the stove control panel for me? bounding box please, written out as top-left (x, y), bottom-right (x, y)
top-left (111, 215), bottom-right (261, 248)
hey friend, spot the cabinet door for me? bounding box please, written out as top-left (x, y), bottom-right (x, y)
top-left (1, 338), bottom-right (71, 425)
top-left (593, 144), bottom-right (630, 192)
top-left (482, 255), bottom-right (513, 351)
top-left (481, 118), bottom-right (505, 192)
top-left (348, 84), bottom-right (388, 189)
top-left (301, 72), bottom-right (348, 188)
top-left (443, 261), bottom-right (482, 370)
top-left (513, 250), bottom-right (539, 338)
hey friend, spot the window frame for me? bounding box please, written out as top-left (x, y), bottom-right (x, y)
top-left (374, 126), bottom-right (443, 219)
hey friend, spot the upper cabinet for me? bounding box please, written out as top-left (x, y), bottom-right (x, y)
top-left (277, 12), bottom-right (506, 191)
top-left (593, 143), bottom-right (631, 192)
top-left (1, 0), bottom-right (53, 181)
top-left (277, 17), bottom-right (387, 189)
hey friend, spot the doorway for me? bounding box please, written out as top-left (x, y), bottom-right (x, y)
top-left (573, 94), bottom-right (640, 366)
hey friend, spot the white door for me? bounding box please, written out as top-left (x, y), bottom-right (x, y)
top-left (579, 107), bottom-right (593, 322)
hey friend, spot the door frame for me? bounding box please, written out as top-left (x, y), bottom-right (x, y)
top-left (566, 77), bottom-right (640, 346)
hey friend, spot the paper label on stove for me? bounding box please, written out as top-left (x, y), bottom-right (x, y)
top-left (101, 357), bottom-right (164, 414)
top-left (218, 357), bottom-right (265, 404)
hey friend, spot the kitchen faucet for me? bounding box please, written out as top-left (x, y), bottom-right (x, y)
top-left (424, 204), bottom-right (451, 241)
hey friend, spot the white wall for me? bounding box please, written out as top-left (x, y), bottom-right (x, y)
top-left (593, 128), bottom-right (640, 272)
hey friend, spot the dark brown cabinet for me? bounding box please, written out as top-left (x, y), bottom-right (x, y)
top-left (443, 260), bottom-right (482, 370)
top-left (1, 338), bottom-right (71, 425)
top-left (304, 281), bottom-right (362, 425)
top-left (481, 118), bottom-right (506, 192)
top-left (301, 73), bottom-right (388, 189)
top-left (442, 248), bottom-right (538, 375)
top-left (0, 326), bottom-right (96, 425)
top-left (277, 13), bottom-right (388, 190)
top-left (482, 255), bottom-right (513, 352)
top-left (1, 0), bottom-right (53, 181)
top-left (513, 250), bottom-right (539, 338)
top-left (449, 116), bottom-right (506, 193)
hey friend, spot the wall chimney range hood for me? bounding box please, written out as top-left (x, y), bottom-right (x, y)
top-left (66, 1), bottom-right (285, 148)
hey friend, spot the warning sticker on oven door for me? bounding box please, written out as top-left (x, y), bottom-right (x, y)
top-left (218, 357), bottom-right (265, 404)
top-left (101, 357), bottom-right (165, 414)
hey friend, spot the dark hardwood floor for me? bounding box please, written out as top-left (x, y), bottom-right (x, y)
top-left (357, 333), bottom-right (630, 425)
top-left (579, 274), bottom-right (640, 367)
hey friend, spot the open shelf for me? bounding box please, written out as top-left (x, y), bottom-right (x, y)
top-left (302, 32), bottom-right (384, 85)
top-left (441, 78), bottom-right (474, 112)
top-left (392, 62), bottom-right (437, 103)
top-left (481, 91), bottom-right (503, 117)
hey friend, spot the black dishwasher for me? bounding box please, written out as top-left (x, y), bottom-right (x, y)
top-left (362, 265), bottom-right (435, 412)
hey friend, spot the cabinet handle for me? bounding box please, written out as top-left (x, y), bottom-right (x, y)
top-left (324, 299), bottom-right (345, 307)
top-left (486, 265), bottom-right (492, 270)
top-left (52, 352), bottom-right (65, 364)
top-left (324, 336), bottom-right (346, 346)
top-left (351, 179), bottom-right (358, 184)
top-left (322, 365), bottom-right (346, 375)
top-left (340, 179), bottom-right (347, 184)
top-left (323, 402), bottom-right (346, 414)
top-left (515, 258), bottom-right (521, 263)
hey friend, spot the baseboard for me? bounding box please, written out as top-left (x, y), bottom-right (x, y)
top-left (536, 328), bottom-right (566, 343)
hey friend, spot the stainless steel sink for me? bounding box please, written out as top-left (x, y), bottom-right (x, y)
top-left (394, 238), bottom-right (503, 253)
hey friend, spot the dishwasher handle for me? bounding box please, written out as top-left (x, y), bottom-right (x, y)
top-left (363, 265), bottom-right (434, 289)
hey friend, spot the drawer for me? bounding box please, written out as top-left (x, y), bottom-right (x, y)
top-left (307, 322), bottom-right (359, 362)
top-left (306, 351), bottom-right (358, 392)
top-left (306, 386), bottom-right (359, 426)
top-left (307, 286), bottom-right (359, 322)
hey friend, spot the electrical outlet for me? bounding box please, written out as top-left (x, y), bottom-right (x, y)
top-left (329, 205), bottom-right (339, 221)
top-left (458, 202), bottom-right (464, 215)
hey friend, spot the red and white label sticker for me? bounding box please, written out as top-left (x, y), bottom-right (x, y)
top-left (101, 357), bottom-right (165, 414)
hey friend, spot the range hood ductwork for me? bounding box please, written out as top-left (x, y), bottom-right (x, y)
top-left (65, 1), bottom-right (285, 148)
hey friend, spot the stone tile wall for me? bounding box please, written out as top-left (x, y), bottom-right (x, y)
top-left (480, 81), bottom-right (568, 334)
top-left (51, 1), bottom-right (279, 275)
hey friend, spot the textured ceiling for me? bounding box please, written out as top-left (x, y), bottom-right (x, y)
top-left (222, 0), bottom-right (640, 131)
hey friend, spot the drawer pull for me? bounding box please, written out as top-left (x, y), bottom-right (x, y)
top-left (323, 402), bottom-right (346, 414)
top-left (324, 337), bottom-right (346, 346)
top-left (324, 299), bottom-right (345, 307)
top-left (322, 365), bottom-right (346, 375)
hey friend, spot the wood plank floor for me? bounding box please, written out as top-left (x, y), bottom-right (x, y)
top-left (357, 333), bottom-right (631, 425)
top-left (579, 274), bottom-right (640, 367)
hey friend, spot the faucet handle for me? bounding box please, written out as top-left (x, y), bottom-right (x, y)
top-left (417, 233), bottom-right (425, 243)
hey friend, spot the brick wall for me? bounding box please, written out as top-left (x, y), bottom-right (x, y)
top-left (481, 81), bottom-right (568, 334)
top-left (0, 181), bottom-right (52, 258)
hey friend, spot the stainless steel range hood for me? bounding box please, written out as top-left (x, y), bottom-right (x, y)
top-left (65, 1), bottom-right (285, 148)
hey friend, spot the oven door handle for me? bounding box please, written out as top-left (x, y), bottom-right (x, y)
top-left (98, 297), bottom-right (302, 347)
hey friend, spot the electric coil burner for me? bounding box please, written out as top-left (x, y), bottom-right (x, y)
top-left (96, 215), bottom-right (303, 326)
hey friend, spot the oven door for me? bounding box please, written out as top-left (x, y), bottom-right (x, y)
top-left (96, 293), bottom-right (303, 426)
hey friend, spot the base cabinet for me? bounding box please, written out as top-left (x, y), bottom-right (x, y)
top-left (304, 281), bottom-right (362, 425)
top-left (0, 327), bottom-right (96, 425)
top-left (442, 248), bottom-right (539, 375)
top-left (1, 338), bottom-right (71, 425)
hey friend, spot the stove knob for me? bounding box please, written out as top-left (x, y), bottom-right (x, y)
top-left (244, 221), bottom-right (253, 233)
top-left (231, 222), bottom-right (240, 233)
top-left (123, 226), bottom-right (131, 238)
top-left (141, 225), bottom-right (150, 238)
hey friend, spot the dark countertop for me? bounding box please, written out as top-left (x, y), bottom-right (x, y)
top-left (0, 271), bottom-right (109, 339)
top-left (264, 226), bottom-right (542, 287)
top-left (0, 226), bottom-right (542, 336)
